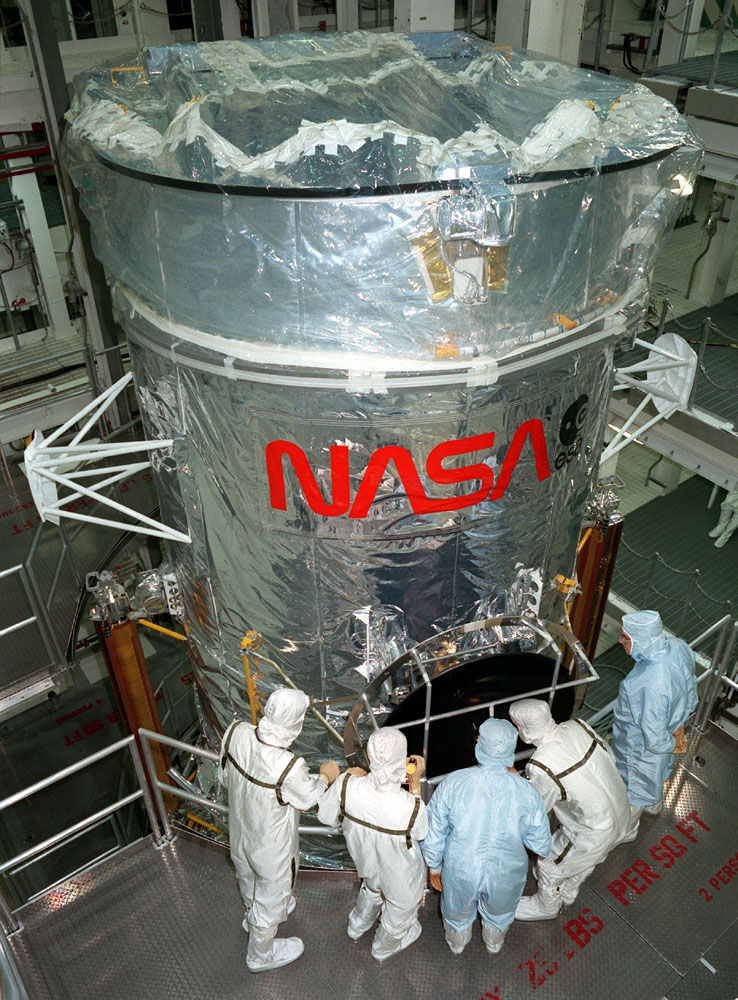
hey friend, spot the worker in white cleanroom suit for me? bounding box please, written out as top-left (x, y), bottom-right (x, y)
top-left (612, 610), bottom-right (698, 839)
top-left (509, 699), bottom-right (631, 920)
top-left (708, 488), bottom-right (738, 548)
top-left (421, 718), bottom-right (551, 955)
top-left (318, 727), bottom-right (428, 961)
top-left (219, 687), bottom-right (340, 972)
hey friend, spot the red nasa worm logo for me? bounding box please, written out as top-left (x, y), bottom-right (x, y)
top-left (265, 417), bottom-right (552, 519)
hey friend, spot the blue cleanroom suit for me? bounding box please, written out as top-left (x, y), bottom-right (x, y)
top-left (612, 610), bottom-right (698, 809)
top-left (422, 718), bottom-right (552, 954)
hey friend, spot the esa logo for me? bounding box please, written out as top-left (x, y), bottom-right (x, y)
top-left (554, 395), bottom-right (589, 470)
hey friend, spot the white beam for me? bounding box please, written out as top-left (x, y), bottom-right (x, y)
top-left (336, 0), bottom-right (359, 32)
top-left (220, 0), bottom-right (242, 38)
top-left (658, 0), bottom-right (706, 66)
top-left (495, 0), bottom-right (528, 46)
top-left (497, 0), bottom-right (587, 64)
top-left (23, 377), bottom-right (191, 544)
top-left (6, 162), bottom-right (74, 338)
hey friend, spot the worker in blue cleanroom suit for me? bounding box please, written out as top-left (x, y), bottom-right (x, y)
top-left (612, 610), bottom-right (698, 839)
top-left (318, 727), bottom-right (428, 961)
top-left (509, 699), bottom-right (631, 920)
top-left (421, 718), bottom-right (552, 955)
top-left (219, 688), bottom-right (340, 972)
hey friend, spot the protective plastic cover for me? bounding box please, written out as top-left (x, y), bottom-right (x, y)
top-left (65, 33), bottom-right (702, 358)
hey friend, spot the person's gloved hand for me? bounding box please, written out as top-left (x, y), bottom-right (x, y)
top-left (320, 761), bottom-right (340, 785)
top-left (406, 755), bottom-right (425, 794)
top-left (346, 766), bottom-right (368, 777)
top-left (429, 869), bottom-right (442, 892)
top-left (672, 725), bottom-right (687, 754)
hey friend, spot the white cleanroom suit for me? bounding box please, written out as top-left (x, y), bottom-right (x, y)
top-left (318, 727), bottom-right (428, 961)
top-left (421, 718), bottom-right (551, 955)
top-left (708, 488), bottom-right (738, 548)
top-left (613, 610), bottom-right (697, 834)
top-left (219, 687), bottom-right (338, 972)
top-left (509, 699), bottom-right (631, 919)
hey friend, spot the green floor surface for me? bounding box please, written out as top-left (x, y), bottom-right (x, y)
top-left (611, 474), bottom-right (736, 650)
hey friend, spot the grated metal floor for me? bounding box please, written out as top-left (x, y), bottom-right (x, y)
top-left (648, 50), bottom-right (738, 88)
top-left (610, 473), bottom-right (738, 647)
top-left (8, 723), bottom-right (738, 1000)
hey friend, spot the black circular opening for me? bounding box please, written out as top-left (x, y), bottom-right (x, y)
top-left (383, 652), bottom-right (574, 779)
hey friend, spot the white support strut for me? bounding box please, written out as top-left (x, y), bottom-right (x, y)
top-left (22, 373), bottom-right (191, 544)
top-left (602, 332), bottom-right (697, 464)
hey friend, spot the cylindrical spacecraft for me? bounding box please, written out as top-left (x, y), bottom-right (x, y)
top-left (64, 34), bottom-right (701, 790)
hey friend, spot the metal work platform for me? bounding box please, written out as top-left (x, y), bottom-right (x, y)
top-left (7, 722), bottom-right (737, 1000)
top-left (0, 330), bottom-right (94, 446)
top-left (647, 51), bottom-right (738, 89)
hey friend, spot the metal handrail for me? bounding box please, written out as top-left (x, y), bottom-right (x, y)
top-left (1, 923), bottom-right (29, 1000)
top-left (343, 615), bottom-right (597, 792)
top-left (0, 563), bottom-right (58, 667)
top-left (0, 735), bottom-right (161, 935)
top-left (0, 794), bottom-right (143, 877)
top-left (695, 619), bottom-right (738, 731)
top-left (137, 728), bottom-right (340, 841)
top-left (1, 416), bottom-right (149, 700)
top-left (152, 670), bottom-right (195, 733)
top-left (5, 815), bottom-right (122, 882)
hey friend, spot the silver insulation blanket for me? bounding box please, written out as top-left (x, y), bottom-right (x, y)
top-left (64, 35), bottom-right (702, 831)
top-left (119, 297), bottom-right (612, 714)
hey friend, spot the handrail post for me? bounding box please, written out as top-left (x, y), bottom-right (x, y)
top-left (593, 0), bottom-right (608, 71)
top-left (697, 621), bottom-right (730, 732)
top-left (696, 620), bottom-right (737, 731)
top-left (695, 616), bottom-right (728, 730)
top-left (642, 554), bottom-right (658, 604)
top-left (707, 12), bottom-right (729, 89)
top-left (58, 522), bottom-right (83, 588)
top-left (548, 647), bottom-right (564, 707)
top-left (18, 566), bottom-right (61, 666)
top-left (411, 649), bottom-right (433, 801)
top-left (361, 692), bottom-right (379, 733)
top-left (127, 740), bottom-right (163, 846)
top-left (687, 318), bottom-right (710, 411)
top-left (138, 729), bottom-right (174, 842)
top-left (643, 1), bottom-right (663, 73)
top-left (0, 888), bottom-right (20, 936)
top-left (678, 570), bottom-right (699, 634)
top-left (677, 0), bottom-right (695, 63)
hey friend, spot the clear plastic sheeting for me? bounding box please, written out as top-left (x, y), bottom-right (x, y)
top-left (63, 36), bottom-right (701, 855)
top-left (64, 33), bottom-right (702, 359)
top-left (67, 33), bottom-right (693, 185)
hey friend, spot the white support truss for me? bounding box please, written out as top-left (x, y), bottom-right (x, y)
top-left (23, 373), bottom-right (192, 544)
top-left (602, 333), bottom-right (697, 464)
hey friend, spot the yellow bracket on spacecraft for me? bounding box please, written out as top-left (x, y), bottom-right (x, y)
top-left (240, 631), bottom-right (262, 725)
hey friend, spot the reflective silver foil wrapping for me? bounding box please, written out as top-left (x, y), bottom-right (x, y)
top-left (122, 299), bottom-right (612, 707)
top-left (64, 35), bottom-right (702, 863)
